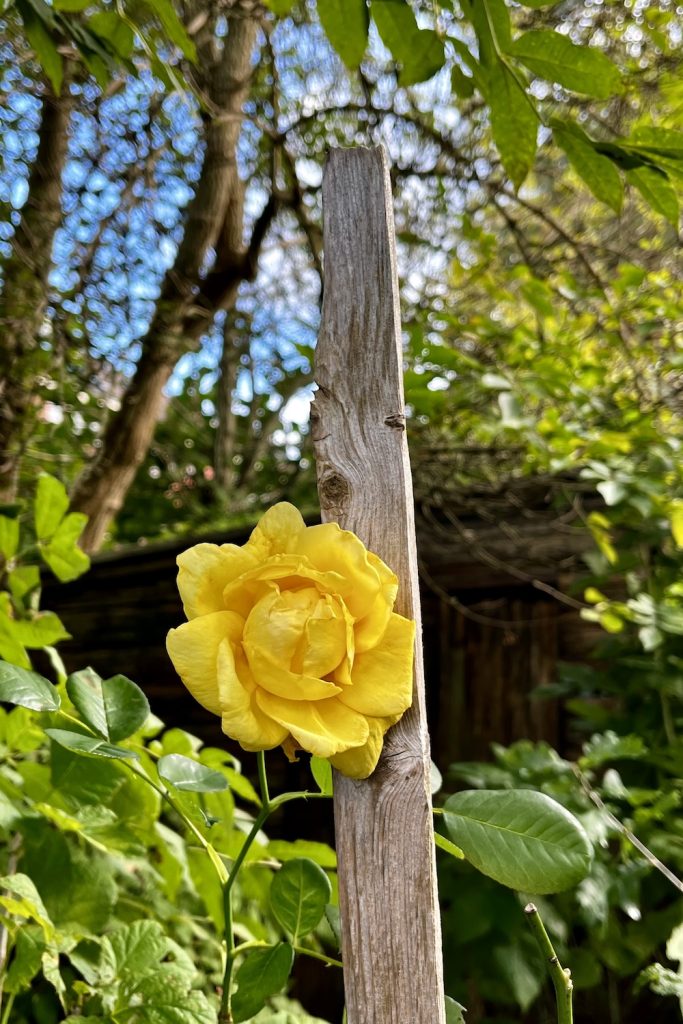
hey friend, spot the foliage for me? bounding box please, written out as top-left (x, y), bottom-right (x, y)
top-left (439, 736), bottom-right (683, 1020)
top-left (0, 479), bottom-right (341, 1022)
top-left (0, 477), bottom-right (596, 1021)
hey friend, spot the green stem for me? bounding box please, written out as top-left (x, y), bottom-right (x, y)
top-left (292, 944), bottom-right (342, 969)
top-left (231, 938), bottom-right (342, 969)
top-left (257, 749), bottom-right (270, 807)
top-left (0, 992), bottom-right (14, 1024)
top-left (220, 751), bottom-right (271, 1023)
top-left (660, 690), bottom-right (677, 746)
top-left (524, 903), bottom-right (573, 1024)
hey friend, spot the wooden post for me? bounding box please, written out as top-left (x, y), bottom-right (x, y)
top-left (311, 147), bottom-right (446, 1024)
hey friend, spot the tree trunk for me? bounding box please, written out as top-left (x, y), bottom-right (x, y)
top-left (69, 352), bottom-right (173, 552)
top-left (0, 80), bottom-right (74, 499)
top-left (71, 6), bottom-right (268, 550)
top-left (214, 313), bottom-right (244, 491)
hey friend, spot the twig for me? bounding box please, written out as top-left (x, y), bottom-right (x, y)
top-left (571, 763), bottom-right (683, 896)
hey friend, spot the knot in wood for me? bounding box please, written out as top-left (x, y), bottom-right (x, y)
top-left (319, 472), bottom-right (350, 511)
top-left (384, 413), bottom-right (405, 430)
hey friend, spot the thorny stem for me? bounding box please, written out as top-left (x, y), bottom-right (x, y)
top-left (524, 903), bottom-right (573, 1024)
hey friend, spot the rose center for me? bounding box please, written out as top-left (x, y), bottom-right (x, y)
top-left (243, 585), bottom-right (349, 681)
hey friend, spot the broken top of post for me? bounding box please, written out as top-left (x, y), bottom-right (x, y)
top-left (311, 147), bottom-right (446, 1024)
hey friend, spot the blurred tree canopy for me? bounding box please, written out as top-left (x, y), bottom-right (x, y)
top-left (0, 0), bottom-right (680, 550)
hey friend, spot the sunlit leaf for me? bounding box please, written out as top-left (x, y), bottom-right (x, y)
top-left (0, 662), bottom-right (60, 712)
top-left (317, 0), bottom-right (369, 69)
top-left (509, 30), bottom-right (622, 98)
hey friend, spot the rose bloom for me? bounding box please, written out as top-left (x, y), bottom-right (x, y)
top-left (166, 503), bottom-right (414, 778)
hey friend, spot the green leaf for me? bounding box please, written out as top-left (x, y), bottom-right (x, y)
top-left (232, 943), bottom-right (294, 1023)
top-left (12, 612), bottom-right (70, 648)
top-left (222, 765), bottom-right (260, 804)
top-left (630, 126), bottom-right (683, 157)
top-left (0, 629), bottom-right (30, 669)
top-left (493, 938), bottom-right (542, 1010)
top-left (5, 926), bottom-right (46, 993)
top-left (443, 789), bottom-right (592, 894)
top-left (66, 668), bottom-right (150, 742)
top-left (580, 731), bottom-right (647, 768)
top-left (0, 662), bottom-right (60, 711)
top-left (100, 921), bottom-right (170, 983)
top-left (270, 858), bottom-right (332, 941)
top-left (34, 474), bottom-right (70, 541)
top-left (39, 512), bottom-right (90, 582)
top-left (41, 945), bottom-right (67, 1007)
top-left (139, 0), bottom-right (196, 61)
top-left (45, 728), bottom-right (138, 760)
top-left (88, 12), bottom-right (135, 58)
top-left (0, 873), bottom-right (54, 938)
top-left (0, 516), bottom-right (20, 560)
top-left (445, 995), bottom-right (467, 1024)
top-left (317, 0), bottom-right (369, 69)
top-left (16, 0), bottom-right (63, 93)
top-left (372, 0), bottom-right (445, 86)
top-left (461, 0), bottom-right (510, 57)
top-left (310, 755), bottom-right (333, 795)
top-left (626, 165), bottom-right (679, 226)
top-left (262, 0), bottom-right (296, 13)
top-left (8, 566), bottom-right (41, 603)
top-left (268, 839), bottom-right (337, 869)
top-left (488, 60), bottom-right (538, 188)
top-left (158, 754), bottom-right (228, 792)
top-left (509, 30), bottom-right (622, 98)
top-left (19, 819), bottom-right (118, 932)
top-left (553, 123), bottom-right (623, 212)
top-left (451, 65), bottom-right (474, 99)
top-left (114, 972), bottom-right (215, 1024)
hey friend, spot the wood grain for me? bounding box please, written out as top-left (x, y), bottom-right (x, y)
top-left (312, 146), bottom-right (446, 1024)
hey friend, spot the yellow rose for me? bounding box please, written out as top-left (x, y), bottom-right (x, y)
top-left (166, 503), bottom-right (414, 778)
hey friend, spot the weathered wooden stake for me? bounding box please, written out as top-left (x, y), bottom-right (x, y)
top-left (311, 147), bottom-right (446, 1024)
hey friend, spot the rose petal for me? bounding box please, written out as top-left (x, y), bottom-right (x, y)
top-left (244, 587), bottom-right (318, 667)
top-left (222, 555), bottom-right (345, 618)
top-left (246, 502), bottom-right (305, 559)
top-left (339, 613), bottom-right (415, 717)
top-left (166, 611), bottom-right (243, 715)
top-left (329, 716), bottom-right (388, 778)
top-left (255, 690), bottom-right (369, 758)
top-left (353, 552), bottom-right (399, 653)
top-left (218, 640), bottom-right (288, 750)
top-left (177, 543), bottom-right (257, 619)
top-left (295, 523), bottom-right (388, 622)
top-left (299, 594), bottom-right (349, 679)
top-left (245, 644), bottom-right (342, 701)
